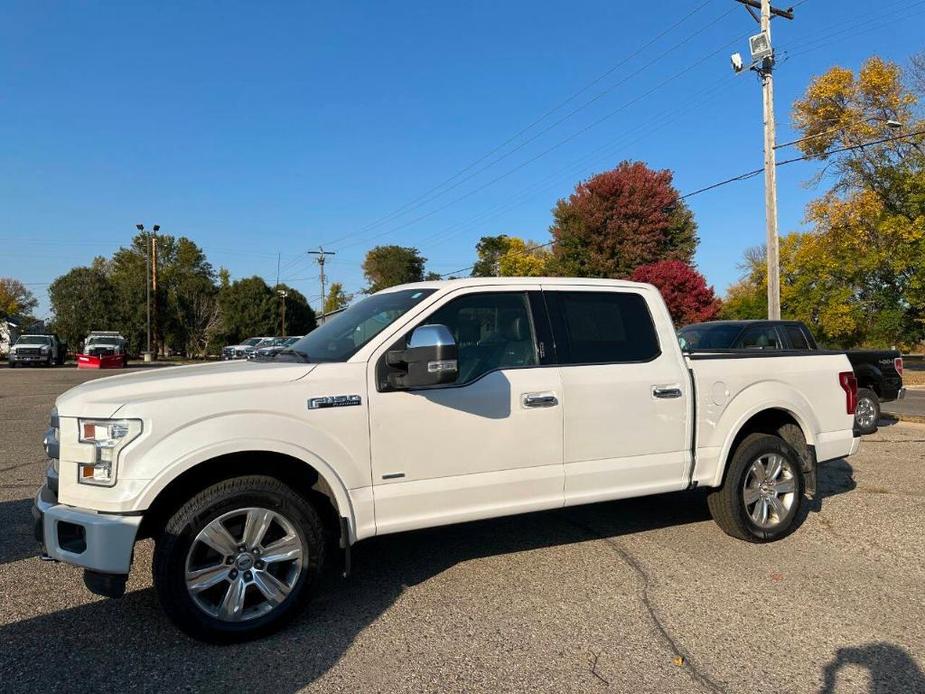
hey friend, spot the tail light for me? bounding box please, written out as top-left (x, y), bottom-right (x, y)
top-left (839, 371), bottom-right (858, 415)
top-left (894, 357), bottom-right (904, 377)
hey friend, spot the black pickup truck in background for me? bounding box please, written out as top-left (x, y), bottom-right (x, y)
top-left (678, 320), bottom-right (905, 435)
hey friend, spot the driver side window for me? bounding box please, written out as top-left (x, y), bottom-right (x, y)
top-left (425, 292), bottom-right (538, 384)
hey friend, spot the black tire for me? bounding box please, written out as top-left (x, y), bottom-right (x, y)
top-left (854, 388), bottom-right (880, 435)
top-left (707, 433), bottom-right (805, 543)
top-left (153, 475), bottom-right (326, 643)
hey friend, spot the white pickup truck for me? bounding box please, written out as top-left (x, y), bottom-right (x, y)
top-left (34, 278), bottom-right (860, 642)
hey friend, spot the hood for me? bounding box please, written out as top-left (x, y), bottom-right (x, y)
top-left (56, 360), bottom-right (316, 418)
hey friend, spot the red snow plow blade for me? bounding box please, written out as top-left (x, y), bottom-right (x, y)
top-left (77, 353), bottom-right (126, 369)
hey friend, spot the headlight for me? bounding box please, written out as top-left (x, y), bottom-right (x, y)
top-left (77, 418), bottom-right (142, 486)
top-left (40, 345), bottom-right (50, 353)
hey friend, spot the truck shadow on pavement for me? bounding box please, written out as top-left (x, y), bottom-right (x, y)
top-left (0, 498), bottom-right (40, 566)
top-left (0, 475), bottom-right (863, 693)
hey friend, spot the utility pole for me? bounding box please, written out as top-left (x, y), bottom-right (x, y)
top-left (308, 247), bottom-right (336, 323)
top-left (733, 0), bottom-right (793, 320)
top-left (151, 227), bottom-right (159, 356)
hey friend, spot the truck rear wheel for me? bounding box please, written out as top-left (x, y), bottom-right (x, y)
top-left (707, 433), bottom-right (805, 543)
top-left (854, 388), bottom-right (880, 435)
top-left (152, 475), bottom-right (326, 643)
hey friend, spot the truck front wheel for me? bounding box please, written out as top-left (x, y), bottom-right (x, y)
top-left (152, 475), bottom-right (326, 643)
top-left (707, 433), bottom-right (805, 542)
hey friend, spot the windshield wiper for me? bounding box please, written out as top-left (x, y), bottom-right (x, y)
top-left (275, 348), bottom-right (311, 363)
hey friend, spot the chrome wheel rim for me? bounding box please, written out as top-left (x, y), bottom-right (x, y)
top-left (185, 507), bottom-right (305, 622)
top-left (742, 453), bottom-right (797, 530)
top-left (855, 397), bottom-right (876, 430)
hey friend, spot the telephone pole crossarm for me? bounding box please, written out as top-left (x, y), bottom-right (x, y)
top-left (734, 0), bottom-right (793, 20)
top-left (308, 247), bottom-right (336, 322)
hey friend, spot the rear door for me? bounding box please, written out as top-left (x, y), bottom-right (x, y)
top-left (544, 286), bottom-right (692, 505)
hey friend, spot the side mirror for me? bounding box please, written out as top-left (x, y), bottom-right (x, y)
top-left (386, 324), bottom-right (458, 389)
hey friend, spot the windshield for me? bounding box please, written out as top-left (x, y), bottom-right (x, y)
top-left (16, 336), bottom-right (52, 345)
top-left (242, 337), bottom-right (263, 347)
top-left (678, 324), bottom-right (742, 349)
top-left (288, 288), bottom-right (437, 362)
top-left (87, 337), bottom-right (121, 345)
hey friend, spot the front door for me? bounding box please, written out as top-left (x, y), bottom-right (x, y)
top-left (543, 287), bottom-right (691, 505)
top-left (367, 287), bottom-right (564, 535)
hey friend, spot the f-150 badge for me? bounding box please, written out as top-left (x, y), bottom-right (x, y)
top-left (307, 395), bottom-right (362, 410)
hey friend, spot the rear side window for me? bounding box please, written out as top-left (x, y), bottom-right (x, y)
top-left (782, 325), bottom-right (810, 349)
top-left (547, 291), bottom-right (660, 364)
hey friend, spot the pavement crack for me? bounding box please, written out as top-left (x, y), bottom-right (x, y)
top-left (0, 460), bottom-right (43, 473)
top-left (562, 515), bottom-right (726, 694)
top-left (588, 651), bottom-right (610, 686)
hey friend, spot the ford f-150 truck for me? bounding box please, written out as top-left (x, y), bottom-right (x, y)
top-left (33, 278), bottom-right (860, 642)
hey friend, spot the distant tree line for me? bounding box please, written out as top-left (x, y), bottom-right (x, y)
top-left (47, 232), bottom-right (318, 357)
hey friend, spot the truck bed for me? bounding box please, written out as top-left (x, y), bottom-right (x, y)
top-left (686, 350), bottom-right (858, 490)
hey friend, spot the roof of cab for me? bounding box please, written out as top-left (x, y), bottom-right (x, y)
top-left (379, 276), bottom-right (656, 293)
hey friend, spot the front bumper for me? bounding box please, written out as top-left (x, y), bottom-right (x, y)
top-left (10, 352), bottom-right (50, 364)
top-left (32, 483), bottom-right (141, 575)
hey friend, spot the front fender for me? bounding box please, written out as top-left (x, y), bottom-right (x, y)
top-left (122, 412), bottom-right (374, 542)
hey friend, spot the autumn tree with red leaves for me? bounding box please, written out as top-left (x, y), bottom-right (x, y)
top-left (630, 260), bottom-right (720, 327)
top-left (550, 161), bottom-right (697, 278)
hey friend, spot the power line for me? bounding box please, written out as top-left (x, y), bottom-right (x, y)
top-left (414, 75), bottom-right (734, 252)
top-left (331, 34), bottom-right (749, 254)
top-left (443, 129), bottom-right (925, 276)
top-left (680, 128), bottom-right (925, 199)
top-left (318, 0), bottom-right (729, 250)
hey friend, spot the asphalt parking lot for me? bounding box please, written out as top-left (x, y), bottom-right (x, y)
top-left (1, 367), bottom-right (923, 693)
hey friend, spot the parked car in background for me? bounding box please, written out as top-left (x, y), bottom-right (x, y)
top-left (221, 337), bottom-right (268, 360)
top-left (8, 333), bottom-right (67, 367)
top-left (250, 336), bottom-right (302, 360)
top-left (678, 319), bottom-right (904, 434)
top-left (34, 278), bottom-right (860, 642)
top-left (77, 331), bottom-right (129, 369)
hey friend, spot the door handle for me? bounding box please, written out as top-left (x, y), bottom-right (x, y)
top-left (652, 386), bottom-right (683, 399)
top-left (522, 392), bottom-right (559, 408)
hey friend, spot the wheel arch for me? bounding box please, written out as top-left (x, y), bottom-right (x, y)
top-left (712, 407), bottom-right (816, 492)
top-left (137, 447), bottom-right (358, 544)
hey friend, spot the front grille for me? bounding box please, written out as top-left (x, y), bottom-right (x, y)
top-left (17, 348), bottom-right (43, 356)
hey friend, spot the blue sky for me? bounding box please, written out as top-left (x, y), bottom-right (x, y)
top-left (2, 1), bottom-right (923, 317)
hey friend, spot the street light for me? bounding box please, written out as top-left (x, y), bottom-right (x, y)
top-left (277, 289), bottom-right (288, 336)
top-left (136, 223), bottom-right (159, 362)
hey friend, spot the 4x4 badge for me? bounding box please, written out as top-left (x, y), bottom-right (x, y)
top-left (307, 395), bottom-right (362, 410)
